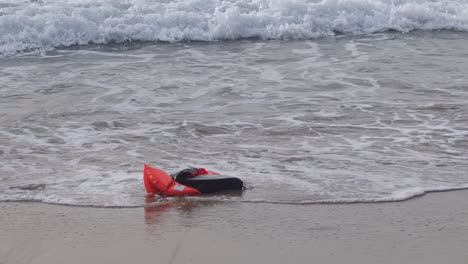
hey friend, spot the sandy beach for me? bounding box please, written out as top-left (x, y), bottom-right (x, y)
top-left (1, 190), bottom-right (468, 264)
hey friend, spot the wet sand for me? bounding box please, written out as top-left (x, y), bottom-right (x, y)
top-left (1, 190), bottom-right (468, 264)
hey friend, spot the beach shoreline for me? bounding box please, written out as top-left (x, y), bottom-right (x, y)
top-left (2, 189), bottom-right (468, 264)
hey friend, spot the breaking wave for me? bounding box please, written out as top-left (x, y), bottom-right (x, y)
top-left (1, 0), bottom-right (468, 54)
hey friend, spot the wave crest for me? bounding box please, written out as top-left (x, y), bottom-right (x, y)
top-left (1, 0), bottom-right (468, 53)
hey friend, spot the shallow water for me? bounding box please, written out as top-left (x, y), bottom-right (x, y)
top-left (1, 29), bottom-right (468, 206)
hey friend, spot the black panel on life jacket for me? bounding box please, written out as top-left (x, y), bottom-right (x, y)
top-left (172, 167), bottom-right (199, 182)
top-left (176, 174), bottom-right (244, 193)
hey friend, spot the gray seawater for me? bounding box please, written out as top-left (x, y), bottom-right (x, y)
top-left (1, 31), bottom-right (468, 207)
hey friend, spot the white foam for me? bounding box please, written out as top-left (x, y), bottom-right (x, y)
top-left (2, 25), bottom-right (468, 207)
top-left (2, 0), bottom-right (468, 54)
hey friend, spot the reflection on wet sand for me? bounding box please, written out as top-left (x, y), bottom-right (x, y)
top-left (144, 191), bottom-right (244, 227)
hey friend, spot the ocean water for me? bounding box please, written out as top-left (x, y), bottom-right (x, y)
top-left (1, 0), bottom-right (468, 207)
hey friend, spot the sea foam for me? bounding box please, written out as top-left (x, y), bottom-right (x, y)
top-left (1, 0), bottom-right (468, 54)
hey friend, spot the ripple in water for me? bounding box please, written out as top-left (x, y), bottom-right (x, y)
top-left (1, 31), bottom-right (468, 206)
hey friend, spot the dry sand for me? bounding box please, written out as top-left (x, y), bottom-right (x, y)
top-left (1, 190), bottom-right (468, 264)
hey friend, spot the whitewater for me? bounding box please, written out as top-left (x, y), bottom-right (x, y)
top-left (1, 0), bottom-right (468, 207)
top-left (1, 0), bottom-right (468, 54)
